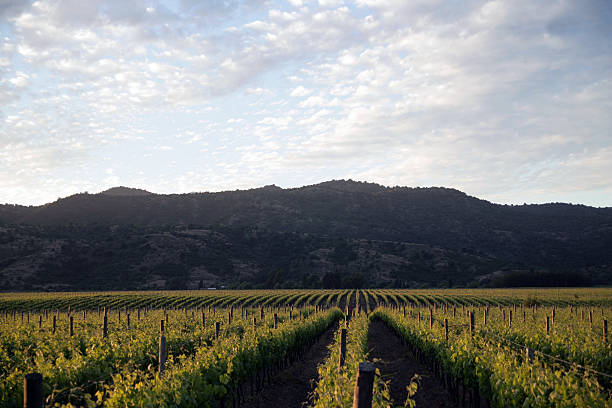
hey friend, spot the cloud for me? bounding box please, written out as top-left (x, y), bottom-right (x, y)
top-left (290, 85), bottom-right (312, 97)
top-left (0, 0), bottom-right (610, 206)
top-left (0, 0), bottom-right (31, 18)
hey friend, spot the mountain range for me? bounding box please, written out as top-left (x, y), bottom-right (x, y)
top-left (1, 180), bottom-right (611, 290)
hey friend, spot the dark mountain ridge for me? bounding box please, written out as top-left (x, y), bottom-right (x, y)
top-left (99, 186), bottom-right (155, 196)
top-left (1, 180), bottom-right (611, 290)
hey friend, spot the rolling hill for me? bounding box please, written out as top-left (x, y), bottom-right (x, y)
top-left (1, 180), bottom-right (611, 290)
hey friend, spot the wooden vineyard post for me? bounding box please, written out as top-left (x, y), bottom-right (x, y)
top-left (260, 307), bottom-right (264, 320)
top-left (38, 315), bottom-right (42, 329)
top-left (589, 310), bottom-right (593, 330)
top-left (352, 362), bottom-right (375, 408)
top-left (469, 311), bottom-right (474, 338)
top-left (127, 313), bottom-right (130, 329)
top-left (483, 309), bottom-right (487, 326)
top-left (24, 373), bottom-right (43, 408)
top-left (429, 308), bottom-right (433, 330)
top-left (69, 316), bottom-right (74, 337)
top-left (102, 312), bottom-right (108, 338)
top-left (339, 328), bottom-right (347, 368)
top-left (253, 317), bottom-right (257, 329)
top-left (201, 312), bottom-right (205, 328)
top-left (444, 318), bottom-right (449, 342)
top-left (453, 307), bottom-right (456, 318)
top-left (552, 307), bottom-right (556, 325)
top-left (52, 316), bottom-right (56, 334)
top-left (215, 321), bottom-right (220, 340)
top-left (273, 313), bottom-right (278, 329)
top-left (158, 333), bottom-right (167, 377)
top-left (604, 320), bottom-right (608, 343)
top-left (546, 316), bottom-right (550, 335)
top-left (509, 310), bottom-right (512, 328)
top-left (228, 310), bottom-right (232, 325)
top-left (137, 308), bottom-right (141, 321)
top-left (525, 347), bottom-right (534, 363)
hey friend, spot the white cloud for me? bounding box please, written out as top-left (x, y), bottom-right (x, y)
top-left (0, 0), bottom-right (610, 206)
top-left (246, 87), bottom-right (272, 95)
top-left (257, 116), bottom-right (293, 129)
top-left (299, 95), bottom-right (339, 107)
top-left (7, 71), bottom-right (29, 87)
top-left (319, 0), bottom-right (344, 7)
top-left (290, 85), bottom-right (312, 97)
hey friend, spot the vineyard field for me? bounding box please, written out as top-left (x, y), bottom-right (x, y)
top-left (0, 288), bottom-right (610, 407)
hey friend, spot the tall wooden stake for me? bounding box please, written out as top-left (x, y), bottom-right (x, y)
top-left (444, 318), bottom-right (449, 341)
top-left (339, 328), bottom-right (347, 368)
top-left (158, 335), bottom-right (167, 376)
top-left (24, 373), bottom-right (43, 408)
top-left (352, 362), bottom-right (375, 408)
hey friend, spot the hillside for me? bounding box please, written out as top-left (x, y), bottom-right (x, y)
top-left (99, 186), bottom-right (155, 196)
top-left (1, 180), bottom-right (611, 290)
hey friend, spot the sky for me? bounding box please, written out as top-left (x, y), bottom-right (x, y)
top-left (1, 0), bottom-right (611, 207)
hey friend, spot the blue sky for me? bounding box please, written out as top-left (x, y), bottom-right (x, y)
top-left (1, 0), bottom-right (611, 207)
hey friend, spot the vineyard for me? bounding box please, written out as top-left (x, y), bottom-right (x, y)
top-left (0, 288), bottom-right (611, 407)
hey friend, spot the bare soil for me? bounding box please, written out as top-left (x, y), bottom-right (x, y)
top-left (368, 319), bottom-right (458, 407)
top-left (241, 323), bottom-right (337, 408)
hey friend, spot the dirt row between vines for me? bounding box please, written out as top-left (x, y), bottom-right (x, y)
top-left (368, 318), bottom-right (458, 407)
top-left (240, 322), bottom-right (338, 407)
top-left (241, 316), bottom-right (457, 408)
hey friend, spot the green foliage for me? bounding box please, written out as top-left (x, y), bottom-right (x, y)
top-left (309, 311), bottom-right (419, 408)
top-left (373, 305), bottom-right (611, 407)
top-left (0, 304), bottom-right (341, 407)
top-left (0, 290), bottom-right (611, 407)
